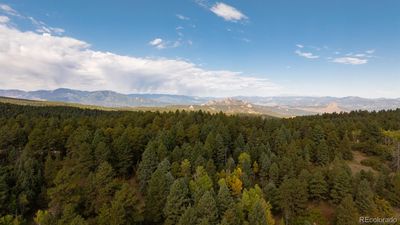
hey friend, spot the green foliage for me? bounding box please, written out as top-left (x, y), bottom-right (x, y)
top-left (279, 178), bottom-right (308, 221)
top-left (196, 191), bottom-right (218, 225)
top-left (335, 195), bottom-right (359, 225)
top-left (57, 204), bottom-right (88, 225)
top-left (1, 103), bottom-right (400, 224)
top-left (137, 141), bottom-right (159, 192)
top-left (163, 178), bottom-right (190, 225)
top-left (145, 159), bottom-right (174, 222)
top-left (189, 166), bottom-right (214, 204)
top-left (216, 179), bottom-right (234, 215)
top-left (355, 179), bottom-right (376, 214)
top-left (177, 207), bottom-right (197, 225)
top-left (309, 170), bottom-right (328, 200)
top-left (0, 215), bottom-right (22, 225)
top-left (330, 166), bottom-right (353, 204)
top-left (98, 183), bottom-right (144, 225)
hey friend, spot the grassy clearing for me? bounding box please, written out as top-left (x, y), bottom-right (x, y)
top-left (347, 151), bottom-right (377, 174)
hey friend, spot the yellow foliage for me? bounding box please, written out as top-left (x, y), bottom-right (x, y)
top-left (230, 177), bottom-right (243, 196)
top-left (253, 161), bottom-right (259, 174)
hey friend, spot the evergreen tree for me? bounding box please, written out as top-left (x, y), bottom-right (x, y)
top-left (180, 159), bottom-right (191, 178)
top-left (279, 178), bottom-right (308, 222)
top-left (196, 191), bottom-right (218, 225)
top-left (219, 204), bottom-right (244, 225)
top-left (316, 139), bottom-right (330, 166)
top-left (177, 207), bottom-right (197, 225)
top-left (262, 181), bottom-right (279, 213)
top-left (248, 200), bottom-right (268, 225)
top-left (0, 169), bottom-right (9, 213)
top-left (330, 169), bottom-right (352, 204)
top-left (309, 170), bottom-right (328, 200)
top-left (216, 179), bottom-right (234, 216)
top-left (189, 166), bottom-right (214, 203)
top-left (145, 159), bottom-right (174, 222)
top-left (335, 195), bottom-right (359, 225)
top-left (214, 134), bottom-right (227, 170)
top-left (355, 179), bottom-right (377, 214)
top-left (57, 204), bottom-right (88, 225)
top-left (338, 134), bottom-right (353, 160)
top-left (258, 152), bottom-right (271, 183)
top-left (268, 163), bottom-right (279, 184)
top-left (164, 178), bottom-right (190, 225)
top-left (98, 183), bottom-right (144, 225)
top-left (137, 141), bottom-right (159, 192)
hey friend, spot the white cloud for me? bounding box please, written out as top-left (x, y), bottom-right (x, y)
top-left (0, 4), bottom-right (20, 16)
top-left (0, 23), bottom-right (280, 97)
top-left (366, 49), bottom-right (375, 54)
top-left (210, 2), bottom-right (247, 22)
top-left (241, 38), bottom-right (251, 43)
top-left (195, 0), bottom-right (209, 8)
top-left (176, 14), bottom-right (190, 20)
top-left (149, 38), bottom-right (163, 46)
top-left (148, 38), bottom-right (182, 49)
top-left (0, 15), bottom-right (9, 24)
top-left (0, 4), bottom-right (64, 35)
top-left (331, 57), bottom-right (368, 65)
top-left (296, 44), bottom-right (304, 48)
top-left (149, 38), bottom-right (166, 49)
top-left (28, 16), bottom-right (65, 35)
top-left (295, 50), bottom-right (319, 59)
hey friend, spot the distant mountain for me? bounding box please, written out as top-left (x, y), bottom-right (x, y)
top-left (236, 96), bottom-right (400, 112)
top-left (1, 88), bottom-right (400, 116)
top-left (0, 88), bottom-right (210, 107)
top-left (197, 97), bottom-right (312, 117)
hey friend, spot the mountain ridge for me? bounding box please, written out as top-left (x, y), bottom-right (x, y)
top-left (1, 88), bottom-right (400, 116)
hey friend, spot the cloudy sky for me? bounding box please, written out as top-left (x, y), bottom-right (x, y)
top-left (0, 0), bottom-right (399, 97)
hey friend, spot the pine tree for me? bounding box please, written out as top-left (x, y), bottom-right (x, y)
top-left (316, 139), bottom-right (330, 166)
top-left (268, 163), bottom-right (279, 184)
top-left (279, 178), bottom-right (308, 222)
top-left (355, 179), bottom-right (377, 214)
top-left (98, 183), bottom-right (144, 225)
top-left (262, 181), bottom-right (279, 212)
top-left (137, 141), bottom-right (159, 192)
top-left (330, 169), bottom-right (352, 204)
top-left (58, 204), bottom-right (88, 225)
top-left (89, 162), bottom-right (117, 215)
top-left (177, 207), bottom-right (197, 225)
top-left (196, 191), bottom-right (218, 225)
top-left (335, 195), bottom-right (359, 225)
top-left (145, 159), bottom-right (174, 222)
top-left (189, 166), bottom-right (214, 203)
top-left (180, 159), bottom-right (191, 178)
top-left (164, 178), bottom-right (190, 225)
top-left (338, 134), bottom-right (353, 160)
top-left (259, 152), bottom-right (271, 183)
top-left (214, 134), bottom-right (227, 170)
top-left (216, 179), bottom-right (234, 216)
top-left (248, 200), bottom-right (268, 225)
top-left (309, 170), bottom-right (328, 200)
top-left (219, 204), bottom-right (244, 225)
top-left (241, 185), bottom-right (275, 225)
top-left (0, 169), bottom-right (9, 212)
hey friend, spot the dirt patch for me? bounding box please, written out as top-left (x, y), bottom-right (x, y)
top-left (346, 151), bottom-right (377, 174)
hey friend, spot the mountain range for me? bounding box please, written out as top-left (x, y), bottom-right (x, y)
top-left (1, 88), bottom-right (400, 117)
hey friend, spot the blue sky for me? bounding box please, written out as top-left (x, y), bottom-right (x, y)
top-left (0, 0), bottom-right (399, 97)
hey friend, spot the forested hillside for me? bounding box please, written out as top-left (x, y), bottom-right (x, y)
top-left (0, 103), bottom-right (399, 225)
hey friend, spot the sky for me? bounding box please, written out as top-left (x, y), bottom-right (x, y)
top-left (0, 0), bottom-right (399, 98)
